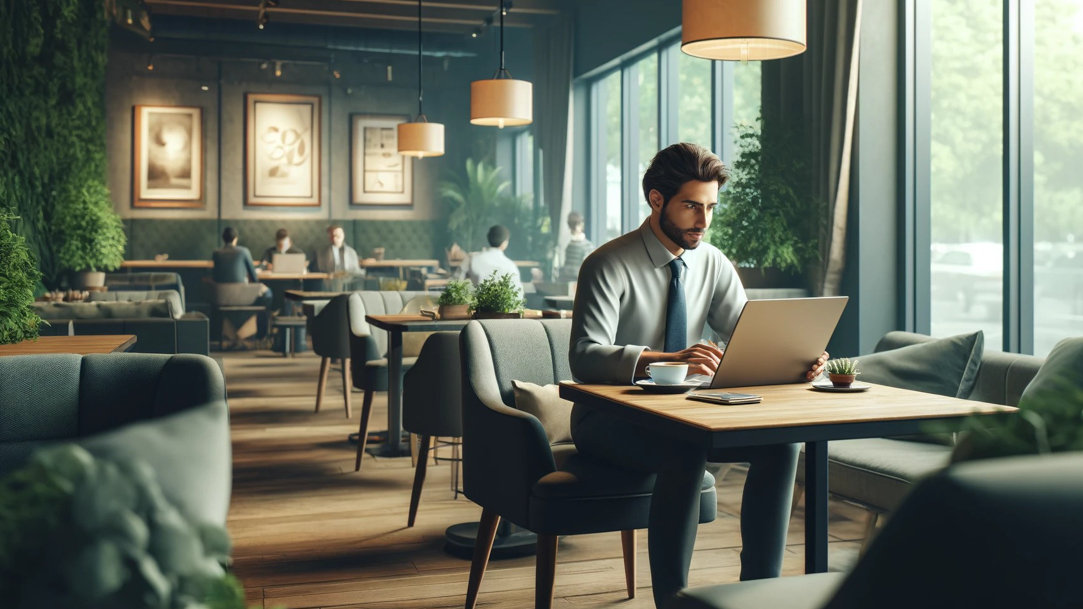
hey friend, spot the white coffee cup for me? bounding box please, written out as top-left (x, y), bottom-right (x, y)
top-left (646, 362), bottom-right (689, 385)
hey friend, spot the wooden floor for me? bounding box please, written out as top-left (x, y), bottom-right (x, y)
top-left (223, 349), bottom-right (868, 609)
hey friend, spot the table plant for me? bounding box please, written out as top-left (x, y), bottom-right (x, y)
top-left (0, 444), bottom-right (247, 609)
top-left (824, 358), bottom-right (860, 388)
top-left (437, 279), bottom-right (475, 319)
top-left (0, 212), bottom-right (42, 345)
top-left (53, 181), bottom-right (126, 289)
top-left (472, 271), bottom-right (524, 319)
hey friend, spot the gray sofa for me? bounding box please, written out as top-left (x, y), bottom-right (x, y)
top-left (105, 271), bottom-right (186, 309)
top-left (34, 290), bottom-right (209, 355)
top-left (797, 331), bottom-right (1044, 519)
top-left (0, 353), bottom-right (231, 525)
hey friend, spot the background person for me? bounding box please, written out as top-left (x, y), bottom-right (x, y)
top-left (459, 224), bottom-right (523, 298)
top-left (558, 211), bottom-right (595, 281)
top-left (260, 228), bottom-right (307, 270)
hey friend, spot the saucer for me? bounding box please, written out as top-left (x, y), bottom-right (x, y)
top-left (635, 379), bottom-right (701, 394)
top-left (810, 381), bottom-right (871, 393)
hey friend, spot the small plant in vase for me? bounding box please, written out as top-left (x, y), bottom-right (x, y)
top-left (437, 279), bottom-right (475, 319)
top-left (824, 358), bottom-right (860, 388)
top-left (472, 271), bottom-right (524, 319)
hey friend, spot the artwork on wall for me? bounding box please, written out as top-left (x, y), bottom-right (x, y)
top-left (351, 114), bottom-right (412, 206)
top-left (245, 93), bottom-right (321, 206)
top-left (133, 105), bottom-right (204, 208)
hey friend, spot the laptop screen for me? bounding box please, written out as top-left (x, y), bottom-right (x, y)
top-left (271, 253), bottom-right (307, 274)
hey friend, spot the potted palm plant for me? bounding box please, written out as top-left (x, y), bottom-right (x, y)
top-left (0, 211), bottom-right (42, 345)
top-left (437, 279), bottom-right (475, 320)
top-left (472, 271), bottom-right (524, 319)
top-left (53, 181), bottom-right (126, 289)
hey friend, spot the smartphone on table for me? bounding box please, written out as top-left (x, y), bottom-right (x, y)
top-left (686, 392), bottom-right (763, 405)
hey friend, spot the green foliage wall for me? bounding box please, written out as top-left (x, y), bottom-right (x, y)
top-left (0, 0), bottom-right (111, 287)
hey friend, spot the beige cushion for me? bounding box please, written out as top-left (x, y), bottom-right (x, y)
top-left (512, 380), bottom-right (573, 444)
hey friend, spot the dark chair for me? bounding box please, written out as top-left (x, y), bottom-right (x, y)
top-left (205, 280), bottom-right (268, 350)
top-left (0, 353), bottom-right (231, 525)
top-left (400, 332), bottom-right (462, 527)
top-left (459, 319), bottom-right (718, 609)
top-left (308, 293), bottom-right (353, 418)
top-left (673, 452), bottom-right (1083, 609)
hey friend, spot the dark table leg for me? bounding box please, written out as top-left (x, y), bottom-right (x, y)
top-left (378, 330), bottom-right (409, 457)
top-left (805, 440), bottom-right (829, 573)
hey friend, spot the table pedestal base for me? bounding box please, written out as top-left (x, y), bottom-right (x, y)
top-left (348, 431), bottom-right (411, 457)
top-left (444, 521), bottom-right (537, 559)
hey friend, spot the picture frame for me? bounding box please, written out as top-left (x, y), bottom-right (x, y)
top-left (133, 105), bottom-right (204, 208)
top-left (351, 114), bottom-right (412, 206)
top-left (245, 93), bottom-right (321, 207)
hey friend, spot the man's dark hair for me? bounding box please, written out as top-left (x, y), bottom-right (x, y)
top-left (487, 224), bottom-right (510, 247)
top-left (327, 224), bottom-right (342, 234)
top-left (275, 228), bottom-right (289, 241)
top-left (222, 226), bottom-right (237, 243)
top-left (567, 211), bottom-right (584, 231)
top-left (641, 143), bottom-right (729, 206)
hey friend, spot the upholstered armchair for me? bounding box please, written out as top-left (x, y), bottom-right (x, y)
top-left (458, 319), bottom-right (718, 609)
top-left (0, 353), bottom-right (231, 526)
top-left (674, 452), bottom-right (1083, 609)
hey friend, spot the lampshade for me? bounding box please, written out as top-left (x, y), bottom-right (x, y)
top-left (398, 0), bottom-right (445, 158)
top-left (398, 119), bottom-right (444, 158)
top-left (681, 0), bottom-right (806, 61)
top-left (470, 78), bottom-right (533, 128)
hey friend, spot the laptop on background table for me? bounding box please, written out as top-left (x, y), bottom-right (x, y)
top-left (689, 297), bottom-right (848, 389)
top-left (270, 253), bottom-right (307, 275)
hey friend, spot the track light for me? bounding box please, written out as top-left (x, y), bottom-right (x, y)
top-left (332, 69), bottom-right (341, 79)
top-left (386, 64), bottom-right (393, 81)
top-left (146, 56), bottom-right (155, 71)
top-left (274, 60), bottom-right (282, 77)
top-left (471, 28), bottom-right (480, 38)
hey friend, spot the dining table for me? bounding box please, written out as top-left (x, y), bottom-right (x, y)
top-left (558, 381), bottom-right (1016, 573)
top-left (0, 334), bottom-right (138, 356)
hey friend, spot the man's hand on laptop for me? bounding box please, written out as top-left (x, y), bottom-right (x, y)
top-left (806, 351), bottom-right (830, 381)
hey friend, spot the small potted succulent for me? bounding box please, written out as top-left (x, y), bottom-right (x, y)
top-left (824, 358), bottom-right (860, 388)
top-left (437, 279), bottom-right (475, 320)
top-left (472, 271), bottom-right (524, 319)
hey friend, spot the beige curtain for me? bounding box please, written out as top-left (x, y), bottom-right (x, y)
top-left (533, 16), bottom-right (575, 270)
top-left (761, 0), bottom-right (863, 296)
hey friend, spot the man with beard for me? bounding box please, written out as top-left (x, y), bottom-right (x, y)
top-left (569, 143), bottom-right (826, 608)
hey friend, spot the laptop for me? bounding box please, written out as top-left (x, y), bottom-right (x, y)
top-left (270, 253), bottom-right (307, 274)
top-left (693, 296), bottom-right (848, 389)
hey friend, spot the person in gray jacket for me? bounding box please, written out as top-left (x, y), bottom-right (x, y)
top-left (569, 143), bottom-right (827, 608)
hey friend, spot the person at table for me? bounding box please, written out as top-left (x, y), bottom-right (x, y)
top-left (260, 228), bottom-right (307, 271)
top-left (212, 226), bottom-right (271, 306)
top-left (316, 224), bottom-right (363, 275)
top-left (557, 211), bottom-right (594, 281)
top-left (569, 142), bottom-right (828, 608)
top-left (459, 224), bottom-right (523, 298)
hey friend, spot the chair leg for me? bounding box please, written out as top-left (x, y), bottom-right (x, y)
top-left (535, 533), bottom-right (558, 609)
top-left (341, 357), bottom-right (352, 418)
top-left (354, 389), bottom-right (375, 472)
top-left (620, 530), bottom-right (637, 598)
top-left (315, 357), bottom-right (330, 413)
top-left (465, 509), bottom-right (500, 609)
top-left (407, 434), bottom-right (431, 527)
top-left (791, 482), bottom-right (805, 514)
top-left (410, 433), bottom-right (419, 468)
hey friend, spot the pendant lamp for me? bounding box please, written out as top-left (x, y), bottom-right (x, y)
top-left (470, 0), bottom-right (532, 128)
top-left (398, 0), bottom-right (444, 158)
top-left (681, 0), bottom-right (806, 61)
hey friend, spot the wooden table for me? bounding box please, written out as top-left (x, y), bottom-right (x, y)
top-left (361, 259), bottom-right (440, 280)
top-left (121, 259), bottom-right (212, 269)
top-left (559, 381), bottom-right (1015, 573)
top-left (257, 271), bottom-right (329, 281)
top-left (0, 334), bottom-right (138, 356)
top-left (284, 289), bottom-right (349, 302)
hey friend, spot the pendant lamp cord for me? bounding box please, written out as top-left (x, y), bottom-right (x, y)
top-left (416, 0), bottom-right (424, 118)
top-left (499, 0), bottom-right (505, 72)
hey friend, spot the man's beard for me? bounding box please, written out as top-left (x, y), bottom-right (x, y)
top-left (660, 210), bottom-right (704, 250)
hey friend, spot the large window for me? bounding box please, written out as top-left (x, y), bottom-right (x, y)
top-left (1033, 0), bottom-right (1083, 354)
top-left (928, 0), bottom-right (1004, 346)
top-left (584, 34), bottom-right (762, 243)
top-left (910, 0), bottom-right (1083, 355)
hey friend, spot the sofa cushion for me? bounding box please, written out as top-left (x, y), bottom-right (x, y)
top-left (821, 438), bottom-right (952, 513)
top-left (90, 289), bottom-right (184, 317)
top-left (34, 300), bottom-right (173, 320)
top-left (864, 330), bottom-right (984, 399)
top-left (673, 572), bottom-right (844, 609)
top-left (512, 380), bottom-right (573, 444)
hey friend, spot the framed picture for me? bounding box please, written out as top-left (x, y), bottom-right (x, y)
top-left (133, 105), bottom-right (203, 208)
top-left (245, 93), bottom-right (321, 206)
top-left (351, 114), bottom-right (412, 205)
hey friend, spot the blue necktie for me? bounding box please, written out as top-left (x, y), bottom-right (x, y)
top-left (664, 258), bottom-right (687, 352)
